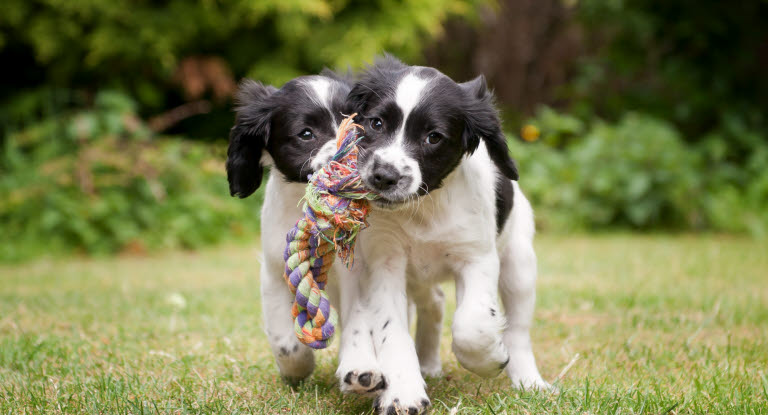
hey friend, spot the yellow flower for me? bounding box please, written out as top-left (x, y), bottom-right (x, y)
top-left (521, 124), bottom-right (540, 142)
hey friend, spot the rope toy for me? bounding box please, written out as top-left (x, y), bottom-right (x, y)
top-left (282, 114), bottom-right (378, 349)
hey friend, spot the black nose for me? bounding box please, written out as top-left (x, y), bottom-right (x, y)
top-left (371, 164), bottom-right (402, 192)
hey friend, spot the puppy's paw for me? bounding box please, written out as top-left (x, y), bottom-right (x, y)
top-left (505, 348), bottom-right (555, 392)
top-left (452, 338), bottom-right (509, 378)
top-left (451, 309), bottom-right (509, 377)
top-left (374, 392), bottom-right (430, 415)
top-left (419, 359), bottom-right (442, 378)
top-left (508, 371), bottom-right (555, 392)
top-left (339, 368), bottom-right (388, 396)
top-left (510, 376), bottom-right (555, 392)
top-left (273, 341), bottom-right (315, 382)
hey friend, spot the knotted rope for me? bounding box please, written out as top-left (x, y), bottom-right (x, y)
top-left (282, 114), bottom-right (377, 349)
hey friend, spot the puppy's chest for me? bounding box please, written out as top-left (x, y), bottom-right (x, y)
top-left (397, 208), bottom-right (493, 284)
top-left (400, 224), bottom-right (479, 283)
top-left (405, 240), bottom-right (456, 283)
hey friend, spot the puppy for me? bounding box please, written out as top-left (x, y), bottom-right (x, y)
top-left (227, 71), bottom-right (373, 382)
top-left (338, 56), bottom-right (549, 413)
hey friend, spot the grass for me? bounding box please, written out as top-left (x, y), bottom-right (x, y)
top-left (1, 234), bottom-right (767, 414)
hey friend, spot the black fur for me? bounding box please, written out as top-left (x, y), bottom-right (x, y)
top-left (227, 80), bottom-right (275, 198)
top-left (226, 75), bottom-right (351, 198)
top-left (459, 75), bottom-right (519, 181)
top-left (495, 174), bottom-right (514, 234)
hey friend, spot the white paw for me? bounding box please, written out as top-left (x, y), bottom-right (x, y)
top-left (509, 375), bottom-right (554, 391)
top-left (337, 367), bottom-right (388, 396)
top-left (451, 337), bottom-right (509, 377)
top-left (336, 344), bottom-right (387, 396)
top-left (451, 309), bottom-right (509, 377)
top-left (272, 339), bottom-right (314, 382)
top-left (374, 386), bottom-right (430, 415)
top-left (505, 349), bottom-right (553, 391)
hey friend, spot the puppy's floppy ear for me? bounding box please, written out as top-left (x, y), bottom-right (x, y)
top-left (346, 80), bottom-right (374, 116)
top-left (460, 75), bottom-right (519, 181)
top-left (226, 80), bottom-right (277, 198)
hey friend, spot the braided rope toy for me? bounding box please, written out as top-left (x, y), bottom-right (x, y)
top-left (282, 114), bottom-right (378, 349)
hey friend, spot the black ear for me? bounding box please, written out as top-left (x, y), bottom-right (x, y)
top-left (346, 79), bottom-right (374, 116)
top-left (226, 80), bottom-right (277, 198)
top-left (459, 75), bottom-right (519, 181)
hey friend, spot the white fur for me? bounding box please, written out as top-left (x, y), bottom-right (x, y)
top-left (311, 139), bottom-right (339, 172)
top-left (360, 145), bottom-right (422, 196)
top-left (412, 285), bottom-right (444, 378)
top-left (394, 74), bottom-right (429, 145)
top-left (306, 77), bottom-right (339, 131)
top-left (307, 78), bottom-right (331, 109)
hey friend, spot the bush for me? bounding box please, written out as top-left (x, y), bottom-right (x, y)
top-left (700, 126), bottom-right (768, 238)
top-left (0, 91), bottom-right (262, 262)
top-left (513, 108), bottom-right (768, 236)
top-left (573, 0), bottom-right (768, 141)
top-left (0, 0), bottom-right (487, 121)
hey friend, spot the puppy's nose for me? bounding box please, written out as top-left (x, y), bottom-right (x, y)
top-left (371, 164), bottom-right (402, 192)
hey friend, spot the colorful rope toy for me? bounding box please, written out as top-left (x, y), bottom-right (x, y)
top-left (282, 114), bottom-right (378, 349)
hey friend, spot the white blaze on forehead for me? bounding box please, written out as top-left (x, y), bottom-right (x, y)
top-left (394, 73), bottom-right (430, 144)
top-left (307, 78), bottom-right (332, 109)
top-left (306, 77), bottom-right (339, 129)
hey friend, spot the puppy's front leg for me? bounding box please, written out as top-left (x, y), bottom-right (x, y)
top-left (451, 253), bottom-right (509, 377)
top-left (336, 262), bottom-right (387, 396)
top-left (362, 244), bottom-right (430, 414)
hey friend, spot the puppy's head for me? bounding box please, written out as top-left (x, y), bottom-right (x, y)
top-left (347, 56), bottom-right (518, 208)
top-left (226, 72), bottom-right (351, 198)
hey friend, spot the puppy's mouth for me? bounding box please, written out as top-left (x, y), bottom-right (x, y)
top-left (371, 197), bottom-right (408, 210)
top-left (360, 174), bottom-right (414, 210)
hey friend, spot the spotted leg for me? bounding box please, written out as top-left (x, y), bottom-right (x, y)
top-left (336, 261), bottom-right (388, 396)
top-left (361, 236), bottom-right (430, 414)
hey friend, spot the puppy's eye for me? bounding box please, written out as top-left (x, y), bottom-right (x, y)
top-left (425, 132), bottom-right (443, 145)
top-left (370, 118), bottom-right (383, 132)
top-left (297, 129), bottom-right (315, 141)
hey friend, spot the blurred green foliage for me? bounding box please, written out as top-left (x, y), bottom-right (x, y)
top-left (522, 0), bottom-right (768, 236)
top-left (0, 0), bottom-right (484, 117)
top-left (516, 109), bottom-right (768, 237)
top-left (573, 0), bottom-right (768, 142)
top-left (0, 91), bottom-right (263, 262)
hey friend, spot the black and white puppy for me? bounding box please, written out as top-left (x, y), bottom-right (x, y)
top-left (339, 56), bottom-right (549, 413)
top-left (227, 72), bottom-right (365, 382)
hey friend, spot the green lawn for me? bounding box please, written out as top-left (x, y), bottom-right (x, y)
top-left (1, 234), bottom-right (766, 414)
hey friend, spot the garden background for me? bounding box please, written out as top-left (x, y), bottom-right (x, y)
top-left (1, 1), bottom-right (767, 413)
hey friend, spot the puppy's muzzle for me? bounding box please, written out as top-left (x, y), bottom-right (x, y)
top-left (370, 161), bottom-right (403, 193)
